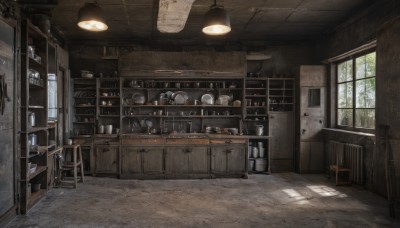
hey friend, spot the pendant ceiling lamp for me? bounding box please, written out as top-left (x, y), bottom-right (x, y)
top-left (77, 2), bottom-right (108, 32)
top-left (202, 0), bottom-right (231, 35)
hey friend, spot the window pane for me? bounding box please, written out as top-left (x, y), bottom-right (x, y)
top-left (356, 56), bottom-right (366, 79)
top-left (365, 77), bottom-right (375, 108)
top-left (338, 109), bottom-right (353, 126)
top-left (338, 82), bottom-right (353, 108)
top-left (355, 109), bottom-right (375, 129)
top-left (356, 78), bottom-right (375, 108)
top-left (48, 74), bottom-right (57, 120)
top-left (356, 79), bottom-right (365, 108)
top-left (366, 52), bottom-right (376, 77)
top-left (338, 60), bottom-right (352, 82)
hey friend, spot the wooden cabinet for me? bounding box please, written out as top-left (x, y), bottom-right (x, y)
top-left (93, 145), bottom-right (119, 175)
top-left (165, 146), bottom-right (209, 178)
top-left (269, 112), bottom-right (294, 172)
top-left (121, 146), bottom-right (164, 179)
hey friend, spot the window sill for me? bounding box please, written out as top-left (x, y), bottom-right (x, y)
top-left (323, 128), bottom-right (375, 137)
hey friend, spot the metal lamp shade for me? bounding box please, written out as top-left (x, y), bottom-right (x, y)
top-left (202, 5), bottom-right (231, 35)
top-left (77, 3), bottom-right (108, 32)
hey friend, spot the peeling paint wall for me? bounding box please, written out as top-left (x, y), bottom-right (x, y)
top-left (317, 0), bottom-right (400, 197)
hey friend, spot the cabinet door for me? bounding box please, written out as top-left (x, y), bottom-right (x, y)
top-left (165, 147), bottom-right (189, 174)
top-left (211, 147), bottom-right (228, 173)
top-left (226, 146), bottom-right (246, 173)
top-left (211, 146), bottom-right (246, 174)
top-left (142, 147), bottom-right (164, 174)
top-left (94, 146), bottom-right (119, 174)
top-left (188, 147), bottom-right (209, 174)
top-left (121, 147), bottom-right (141, 175)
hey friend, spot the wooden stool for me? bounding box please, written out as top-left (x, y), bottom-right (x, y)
top-left (60, 144), bottom-right (84, 188)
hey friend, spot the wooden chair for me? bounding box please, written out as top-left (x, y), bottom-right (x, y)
top-left (329, 145), bottom-right (351, 186)
top-left (59, 144), bottom-right (84, 188)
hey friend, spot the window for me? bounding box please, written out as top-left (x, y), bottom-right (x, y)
top-left (48, 74), bottom-right (57, 120)
top-left (337, 52), bottom-right (376, 129)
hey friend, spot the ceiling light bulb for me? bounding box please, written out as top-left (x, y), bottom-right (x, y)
top-left (77, 3), bottom-right (108, 32)
top-left (202, 3), bottom-right (231, 35)
top-left (202, 24), bottom-right (231, 35)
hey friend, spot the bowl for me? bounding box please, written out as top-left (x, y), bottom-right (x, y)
top-left (81, 70), bottom-right (94, 78)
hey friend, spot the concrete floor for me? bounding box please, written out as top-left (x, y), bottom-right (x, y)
top-left (7, 173), bottom-right (400, 228)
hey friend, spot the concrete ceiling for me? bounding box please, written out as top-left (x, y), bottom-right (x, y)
top-left (19, 0), bottom-right (376, 45)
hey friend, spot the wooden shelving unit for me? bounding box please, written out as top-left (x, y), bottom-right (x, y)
top-left (19, 19), bottom-right (49, 214)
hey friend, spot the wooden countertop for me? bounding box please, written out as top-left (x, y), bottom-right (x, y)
top-left (120, 133), bottom-right (270, 139)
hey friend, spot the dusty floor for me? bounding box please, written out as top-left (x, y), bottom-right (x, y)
top-left (7, 173), bottom-right (400, 228)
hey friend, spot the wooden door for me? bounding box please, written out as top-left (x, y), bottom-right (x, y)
top-left (269, 112), bottom-right (294, 172)
top-left (142, 147), bottom-right (164, 174)
top-left (94, 146), bottom-right (119, 174)
top-left (299, 65), bottom-right (326, 173)
top-left (121, 147), bottom-right (141, 175)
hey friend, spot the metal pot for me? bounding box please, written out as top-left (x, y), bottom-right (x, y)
top-left (255, 125), bottom-right (264, 136)
top-left (105, 125), bottom-right (113, 134)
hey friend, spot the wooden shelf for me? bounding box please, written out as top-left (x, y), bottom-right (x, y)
top-left (98, 115), bottom-right (120, 117)
top-left (245, 88), bottom-right (266, 90)
top-left (24, 126), bottom-right (48, 133)
top-left (73, 122), bottom-right (95, 124)
top-left (75, 105), bottom-right (96, 108)
top-left (28, 166), bottom-right (47, 181)
top-left (27, 189), bottom-right (46, 210)
top-left (99, 96), bottom-right (120, 99)
top-left (99, 105), bottom-right (120, 108)
top-left (123, 115), bottom-right (241, 118)
top-left (245, 95), bottom-right (266, 98)
top-left (122, 105), bottom-right (241, 108)
top-left (74, 97), bottom-right (96, 99)
top-left (22, 105), bottom-right (45, 109)
top-left (29, 83), bottom-right (45, 89)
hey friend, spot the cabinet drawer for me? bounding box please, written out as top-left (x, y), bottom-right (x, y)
top-left (122, 138), bottom-right (165, 145)
top-left (94, 138), bottom-right (119, 145)
top-left (210, 138), bottom-right (246, 145)
top-left (166, 138), bottom-right (209, 145)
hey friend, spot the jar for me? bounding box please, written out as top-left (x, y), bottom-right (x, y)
top-left (252, 147), bottom-right (259, 158)
top-left (105, 125), bottom-right (113, 134)
top-left (98, 125), bottom-right (105, 134)
top-left (255, 125), bottom-right (264, 136)
top-left (28, 111), bottom-right (36, 127)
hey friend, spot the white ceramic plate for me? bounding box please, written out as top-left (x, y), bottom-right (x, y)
top-left (201, 93), bottom-right (214, 105)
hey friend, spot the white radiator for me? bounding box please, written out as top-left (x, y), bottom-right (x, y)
top-left (328, 141), bottom-right (364, 185)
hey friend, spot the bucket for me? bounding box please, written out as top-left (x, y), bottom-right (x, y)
top-left (255, 159), bottom-right (266, 172)
top-left (248, 160), bottom-right (255, 171)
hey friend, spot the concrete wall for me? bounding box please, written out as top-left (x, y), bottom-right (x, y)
top-left (317, 0), bottom-right (400, 197)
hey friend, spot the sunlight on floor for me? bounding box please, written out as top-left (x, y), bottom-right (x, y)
top-left (307, 185), bottom-right (347, 197)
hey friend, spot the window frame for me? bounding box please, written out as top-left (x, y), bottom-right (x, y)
top-left (335, 49), bottom-right (376, 133)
